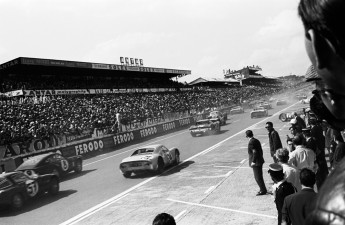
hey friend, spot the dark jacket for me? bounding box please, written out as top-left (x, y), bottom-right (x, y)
top-left (275, 181), bottom-right (296, 225)
top-left (248, 137), bottom-right (265, 167)
top-left (269, 129), bottom-right (282, 155)
top-left (282, 188), bottom-right (316, 225)
top-left (333, 142), bottom-right (345, 168)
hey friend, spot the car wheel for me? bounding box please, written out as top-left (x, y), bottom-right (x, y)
top-left (52, 168), bottom-right (60, 177)
top-left (74, 160), bottom-right (83, 173)
top-left (48, 178), bottom-right (59, 196)
top-left (156, 158), bottom-right (164, 174)
top-left (174, 152), bottom-right (180, 165)
top-left (11, 194), bottom-right (24, 210)
top-left (191, 133), bottom-right (196, 137)
top-left (123, 172), bottom-right (131, 178)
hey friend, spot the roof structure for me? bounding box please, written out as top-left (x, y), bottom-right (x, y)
top-left (188, 77), bottom-right (239, 86)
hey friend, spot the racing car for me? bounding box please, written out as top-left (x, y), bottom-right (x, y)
top-left (208, 110), bottom-right (227, 125)
top-left (16, 152), bottom-right (83, 178)
top-left (276, 99), bottom-right (287, 106)
top-left (229, 106), bottom-right (244, 115)
top-left (258, 102), bottom-right (272, 110)
top-left (0, 171), bottom-right (59, 210)
top-left (189, 119), bottom-right (220, 137)
top-left (250, 107), bottom-right (268, 118)
top-left (295, 94), bottom-right (308, 100)
top-left (119, 144), bottom-right (180, 178)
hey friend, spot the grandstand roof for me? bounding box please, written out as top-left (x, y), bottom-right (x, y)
top-left (189, 77), bottom-right (239, 85)
top-left (0, 57), bottom-right (191, 79)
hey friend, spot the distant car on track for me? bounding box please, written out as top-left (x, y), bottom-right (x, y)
top-left (208, 110), bottom-right (227, 125)
top-left (295, 94), bottom-right (307, 100)
top-left (16, 152), bottom-right (83, 178)
top-left (229, 106), bottom-right (244, 115)
top-left (0, 171), bottom-right (59, 210)
top-left (258, 102), bottom-right (272, 110)
top-left (119, 144), bottom-right (180, 178)
top-left (250, 107), bottom-right (268, 118)
top-left (189, 119), bottom-right (220, 137)
top-left (276, 99), bottom-right (287, 106)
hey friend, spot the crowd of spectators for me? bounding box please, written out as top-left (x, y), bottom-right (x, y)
top-left (0, 82), bottom-right (286, 145)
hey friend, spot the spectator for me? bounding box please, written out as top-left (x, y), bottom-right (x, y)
top-left (332, 132), bottom-right (345, 170)
top-left (275, 148), bottom-right (301, 192)
top-left (293, 112), bottom-right (306, 129)
top-left (281, 168), bottom-right (317, 225)
top-left (288, 136), bottom-right (316, 171)
top-left (153, 213), bottom-right (176, 225)
top-left (268, 163), bottom-right (297, 225)
top-left (266, 121), bottom-right (283, 163)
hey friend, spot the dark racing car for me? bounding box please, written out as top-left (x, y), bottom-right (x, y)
top-left (16, 152), bottom-right (83, 178)
top-left (189, 119), bottom-right (220, 137)
top-left (0, 171), bottom-right (59, 210)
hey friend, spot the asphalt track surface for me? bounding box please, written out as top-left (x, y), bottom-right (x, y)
top-left (0, 94), bottom-right (314, 225)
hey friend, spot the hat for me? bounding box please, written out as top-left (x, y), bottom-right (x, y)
top-left (305, 64), bottom-right (321, 82)
top-left (268, 163), bottom-right (283, 172)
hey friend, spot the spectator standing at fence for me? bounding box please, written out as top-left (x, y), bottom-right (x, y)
top-left (281, 168), bottom-right (317, 225)
top-left (245, 130), bottom-right (267, 196)
top-left (266, 121), bottom-right (282, 163)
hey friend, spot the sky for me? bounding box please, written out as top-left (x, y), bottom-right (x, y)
top-left (0, 0), bottom-right (310, 83)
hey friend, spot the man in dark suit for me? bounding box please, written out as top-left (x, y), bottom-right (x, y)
top-left (268, 163), bottom-right (297, 225)
top-left (281, 168), bottom-right (317, 225)
top-left (246, 130), bottom-right (267, 196)
top-left (266, 121), bottom-right (283, 163)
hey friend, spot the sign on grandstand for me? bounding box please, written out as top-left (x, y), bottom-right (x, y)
top-left (120, 57), bottom-right (143, 67)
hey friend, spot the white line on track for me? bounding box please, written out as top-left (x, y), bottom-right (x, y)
top-left (167, 198), bottom-right (276, 219)
top-left (205, 186), bottom-right (216, 194)
top-left (240, 159), bottom-right (246, 164)
top-left (233, 120), bottom-right (240, 123)
top-left (60, 102), bottom-right (298, 225)
top-left (175, 210), bottom-right (187, 221)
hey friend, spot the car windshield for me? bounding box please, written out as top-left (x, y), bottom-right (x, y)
top-left (196, 120), bottom-right (210, 125)
top-left (19, 154), bottom-right (49, 167)
top-left (132, 148), bottom-right (155, 156)
top-left (210, 112), bottom-right (219, 116)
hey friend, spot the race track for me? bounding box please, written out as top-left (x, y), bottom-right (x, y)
top-left (0, 96), bottom-right (313, 225)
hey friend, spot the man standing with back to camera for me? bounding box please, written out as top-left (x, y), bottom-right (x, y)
top-left (245, 130), bottom-right (267, 196)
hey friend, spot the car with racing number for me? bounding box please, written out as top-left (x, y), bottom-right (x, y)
top-left (250, 107), bottom-right (269, 118)
top-left (189, 119), bottom-right (220, 137)
top-left (119, 144), bottom-right (180, 178)
top-left (0, 171), bottom-right (59, 210)
top-left (16, 152), bottom-right (83, 178)
top-left (229, 106), bottom-right (244, 115)
top-left (276, 99), bottom-right (287, 106)
top-left (208, 110), bottom-right (227, 125)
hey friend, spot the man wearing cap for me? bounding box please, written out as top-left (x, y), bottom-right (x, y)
top-left (268, 163), bottom-right (296, 225)
top-left (245, 130), bottom-right (267, 196)
top-left (265, 122), bottom-right (282, 163)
